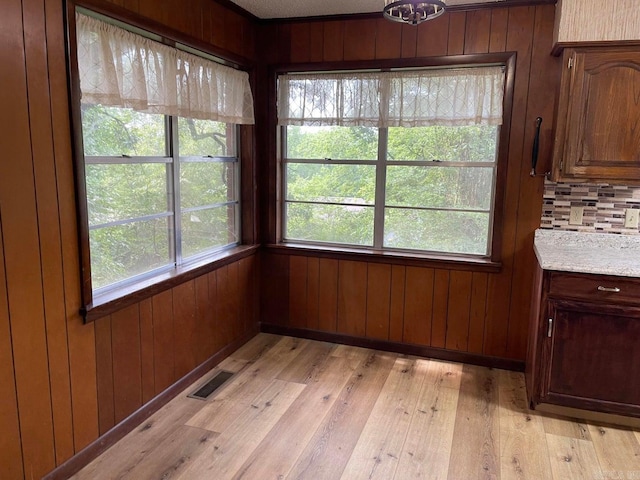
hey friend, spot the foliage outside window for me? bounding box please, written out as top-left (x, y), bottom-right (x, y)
top-left (278, 67), bottom-right (505, 257)
top-left (74, 11), bottom-right (254, 299)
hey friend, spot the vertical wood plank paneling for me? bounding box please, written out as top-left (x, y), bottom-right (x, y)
top-left (139, 299), bottom-right (155, 403)
top-left (309, 22), bottom-right (324, 62)
top-left (277, 23), bottom-right (292, 63)
top-left (0, 0), bottom-right (55, 475)
top-left (306, 257), bottom-right (320, 331)
top-left (484, 6), bottom-right (535, 358)
top-left (416, 14), bottom-right (449, 57)
top-left (194, 275), bottom-right (212, 365)
top-left (237, 256), bottom-right (254, 339)
top-left (463, 10), bottom-right (491, 54)
top-left (289, 256), bottom-right (308, 329)
top-left (375, 18), bottom-right (402, 59)
top-left (209, 0), bottom-right (226, 50)
top-left (389, 265), bottom-right (406, 343)
top-left (207, 270), bottom-right (221, 352)
top-left (152, 290), bottom-right (175, 393)
top-left (343, 19), bottom-right (377, 61)
top-left (400, 24), bottom-right (418, 58)
top-left (447, 12), bottom-right (467, 55)
top-left (173, 280), bottom-right (198, 378)
top-left (24, 0), bottom-right (74, 464)
top-left (366, 263), bottom-right (391, 341)
top-left (323, 21), bottom-right (344, 61)
top-left (138, 0), bottom-right (164, 24)
top-left (506, 4), bottom-right (559, 360)
top-left (468, 272), bottom-right (488, 354)
top-left (431, 270), bottom-right (450, 348)
top-left (95, 316), bottom-right (115, 435)
top-left (403, 267), bottom-right (434, 345)
top-left (489, 8), bottom-right (509, 53)
top-left (445, 271), bottom-right (473, 351)
top-left (318, 258), bottom-right (339, 332)
top-left (0, 212), bottom-right (25, 480)
top-left (123, 0), bottom-right (139, 12)
top-left (45, 0), bottom-right (99, 451)
top-left (110, 305), bottom-right (142, 423)
top-left (290, 23), bottom-right (311, 63)
top-left (261, 253), bottom-right (290, 326)
top-left (227, 261), bottom-right (241, 341)
top-left (337, 261), bottom-right (368, 337)
top-left (216, 265), bottom-right (233, 346)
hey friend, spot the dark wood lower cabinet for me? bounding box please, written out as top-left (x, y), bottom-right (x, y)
top-left (527, 266), bottom-right (640, 418)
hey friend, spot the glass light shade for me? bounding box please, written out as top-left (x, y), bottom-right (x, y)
top-left (383, 0), bottom-right (446, 25)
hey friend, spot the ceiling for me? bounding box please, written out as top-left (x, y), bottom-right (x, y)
top-left (226, 0), bottom-right (508, 20)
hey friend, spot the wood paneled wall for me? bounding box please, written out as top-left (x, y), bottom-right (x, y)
top-left (260, 5), bottom-right (560, 362)
top-left (0, 0), bottom-right (258, 478)
top-left (94, 256), bottom-right (258, 435)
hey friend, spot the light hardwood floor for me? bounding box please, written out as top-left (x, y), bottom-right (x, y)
top-left (73, 334), bottom-right (640, 480)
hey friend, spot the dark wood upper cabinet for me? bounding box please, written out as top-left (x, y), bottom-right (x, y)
top-left (552, 46), bottom-right (640, 184)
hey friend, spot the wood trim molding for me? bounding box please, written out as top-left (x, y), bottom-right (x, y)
top-left (264, 244), bottom-right (502, 273)
top-left (551, 40), bottom-right (640, 57)
top-left (85, 245), bottom-right (260, 322)
top-left (261, 323), bottom-right (525, 372)
top-left (42, 329), bottom-right (258, 480)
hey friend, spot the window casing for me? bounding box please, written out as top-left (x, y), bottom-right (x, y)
top-left (279, 66), bottom-right (505, 260)
top-left (69, 7), bottom-right (255, 315)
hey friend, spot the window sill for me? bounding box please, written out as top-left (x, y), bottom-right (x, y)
top-left (83, 244), bottom-right (260, 323)
top-left (265, 243), bottom-right (502, 273)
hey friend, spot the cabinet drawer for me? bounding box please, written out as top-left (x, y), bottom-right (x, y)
top-left (548, 272), bottom-right (640, 305)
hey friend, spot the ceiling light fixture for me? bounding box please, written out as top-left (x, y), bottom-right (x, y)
top-left (383, 0), bottom-right (446, 25)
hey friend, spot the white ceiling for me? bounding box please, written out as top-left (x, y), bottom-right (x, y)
top-left (227, 0), bottom-right (507, 20)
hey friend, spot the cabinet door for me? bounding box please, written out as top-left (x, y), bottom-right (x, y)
top-left (555, 47), bottom-right (640, 183)
top-left (542, 300), bottom-right (640, 416)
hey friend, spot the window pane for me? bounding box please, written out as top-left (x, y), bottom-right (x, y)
top-left (178, 118), bottom-right (236, 157)
top-left (387, 126), bottom-right (498, 162)
top-left (86, 163), bottom-right (169, 226)
top-left (81, 104), bottom-right (166, 156)
top-left (181, 206), bottom-right (237, 258)
top-left (180, 162), bottom-right (236, 209)
top-left (384, 208), bottom-right (489, 255)
top-left (90, 218), bottom-right (172, 290)
top-left (286, 126), bottom-right (378, 160)
top-left (386, 166), bottom-right (494, 210)
top-left (286, 163), bottom-right (375, 204)
top-left (285, 203), bottom-right (374, 246)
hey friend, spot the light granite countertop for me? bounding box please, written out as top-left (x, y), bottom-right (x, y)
top-left (534, 229), bottom-right (640, 277)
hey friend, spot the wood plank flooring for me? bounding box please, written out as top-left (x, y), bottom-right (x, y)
top-left (72, 334), bottom-right (640, 480)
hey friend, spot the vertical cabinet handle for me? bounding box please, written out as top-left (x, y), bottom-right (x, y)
top-left (547, 318), bottom-right (553, 338)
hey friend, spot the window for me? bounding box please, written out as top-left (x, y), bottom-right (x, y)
top-left (278, 66), bottom-right (505, 258)
top-left (72, 11), bottom-right (254, 304)
top-left (82, 107), bottom-right (239, 292)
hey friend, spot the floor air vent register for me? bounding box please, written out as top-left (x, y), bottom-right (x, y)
top-left (188, 370), bottom-right (234, 400)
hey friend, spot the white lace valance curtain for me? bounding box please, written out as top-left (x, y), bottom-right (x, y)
top-left (76, 13), bottom-right (255, 124)
top-left (278, 66), bottom-right (504, 127)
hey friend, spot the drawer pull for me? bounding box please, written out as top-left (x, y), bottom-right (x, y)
top-left (597, 286), bottom-right (621, 293)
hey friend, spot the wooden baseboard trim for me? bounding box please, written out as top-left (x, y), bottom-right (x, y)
top-left (260, 323), bottom-right (525, 372)
top-left (43, 328), bottom-right (258, 480)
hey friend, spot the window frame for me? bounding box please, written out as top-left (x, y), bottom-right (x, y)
top-left (273, 54), bottom-right (515, 268)
top-left (66, 1), bottom-right (258, 322)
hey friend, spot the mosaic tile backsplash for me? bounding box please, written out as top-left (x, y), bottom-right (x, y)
top-left (541, 181), bottom-right (640, 235)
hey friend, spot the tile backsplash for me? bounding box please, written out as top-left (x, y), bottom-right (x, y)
top-left (540, 181), bottom-right (640, 234)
